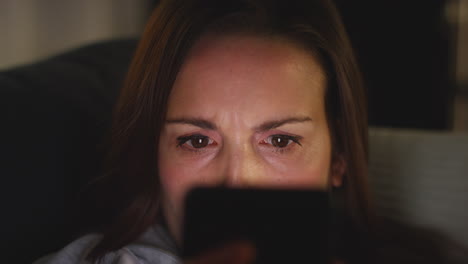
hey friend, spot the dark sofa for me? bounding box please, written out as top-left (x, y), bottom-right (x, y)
top-left (0, 39), bottom-right (137, 264)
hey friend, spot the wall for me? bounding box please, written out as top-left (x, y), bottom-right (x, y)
top-left (0, 0), bottom-right (149, 70)
top-left (454, 0), bottom-right (468, 131)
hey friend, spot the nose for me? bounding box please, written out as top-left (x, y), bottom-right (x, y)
top-left (220, 142), bottom-right (264, 187)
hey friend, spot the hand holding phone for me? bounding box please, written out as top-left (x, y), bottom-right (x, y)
top-left (184, 240), bottom-right (256, 264)
top-left (182, 187), bottom-right (331, 264)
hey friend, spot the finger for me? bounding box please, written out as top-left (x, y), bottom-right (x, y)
top-left (185, 241), bottom-right (256, 264)
top-left (330, 259), bottom-right (346, 264)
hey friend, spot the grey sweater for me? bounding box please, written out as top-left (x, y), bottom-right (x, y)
top-left (33, 226), bottom-right (182, 264)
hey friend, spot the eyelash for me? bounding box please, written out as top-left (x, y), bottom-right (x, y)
top-left (262, 134), bottom-right (303, 154)
top-left (176, 134), bottom-right (302, 154)
top-left (176, 134), bottom-right (214, 153)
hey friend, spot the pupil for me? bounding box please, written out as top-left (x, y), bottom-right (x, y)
top-left (192, 136), bottom-right (208, 148)
top-left (272, 136), bottom-right (288, 148)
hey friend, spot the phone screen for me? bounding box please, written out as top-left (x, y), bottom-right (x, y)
top-left (182, 187), bottom-right (330, 264)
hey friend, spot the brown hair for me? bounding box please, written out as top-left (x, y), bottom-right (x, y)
top-left (87, 0), bottom-right (371, 261)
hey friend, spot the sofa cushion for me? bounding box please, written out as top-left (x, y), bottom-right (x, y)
top-left (369, 127), bottom-right (468, 261)
top-left (0, 38), bottom-right (137, 264)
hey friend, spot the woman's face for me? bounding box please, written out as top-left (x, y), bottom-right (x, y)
top-left (158, 34), bottom-right (343, 242)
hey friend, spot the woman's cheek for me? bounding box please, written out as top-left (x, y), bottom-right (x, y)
top-left (260, 150), bottom-right (331, 189)
top-left (159, 153), bottom-right (221, 205)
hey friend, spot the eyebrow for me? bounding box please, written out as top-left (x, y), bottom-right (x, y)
top-left (166, 118), bottom-right (217, 130)
top-left (254, 116), bottom-right (313, 132)
top-left (165, 116), bottom-right (312, 131)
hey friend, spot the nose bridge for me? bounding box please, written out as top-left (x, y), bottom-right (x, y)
top-left (222, 141), bottom-right (260, 187)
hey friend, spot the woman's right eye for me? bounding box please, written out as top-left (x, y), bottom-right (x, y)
top-left (177, 134), bottom-right (215, 149)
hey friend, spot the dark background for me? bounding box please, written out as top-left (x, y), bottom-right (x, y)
top-left (334, 0), bottom-right (454, 130)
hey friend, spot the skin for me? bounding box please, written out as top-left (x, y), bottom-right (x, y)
top-left (158, 34), bottom-right (344, 245)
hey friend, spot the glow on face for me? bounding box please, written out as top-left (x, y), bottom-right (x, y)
top-left (158, 34), bottom-right (338, 243)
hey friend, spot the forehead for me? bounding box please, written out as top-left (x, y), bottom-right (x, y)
top-left (168, 34), bottom-right (327, 119)
top-left (181, 34), bottom-right (324, 82)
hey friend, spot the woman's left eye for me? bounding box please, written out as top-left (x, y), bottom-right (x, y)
top-left (263, 134), bottom-right (302, 148)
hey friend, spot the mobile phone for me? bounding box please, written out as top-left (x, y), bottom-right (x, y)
top-left (182, 187), bottom-right (331, 264)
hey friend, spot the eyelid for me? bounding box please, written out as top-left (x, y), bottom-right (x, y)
top-left (267, 134), bottom-right (302, 145)
top-left (176, 134), bottom-right (217, 152)
top-left (261, 134), bottom-right (303, 149)
top-left (176, 134), bottom-right (206, 146)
